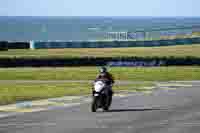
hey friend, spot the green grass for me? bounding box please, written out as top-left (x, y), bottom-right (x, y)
top-left (0, 82), bottom-right (154, 105)
top-left (0, 67), bottom-right (200, 81)
top-left (1, 44), bottom-right (200, 58)
top-left (1, 66), bottom-right (200, 105)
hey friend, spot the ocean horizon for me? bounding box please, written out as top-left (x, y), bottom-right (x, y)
top-left (1, 16), bottom-right (200, 41)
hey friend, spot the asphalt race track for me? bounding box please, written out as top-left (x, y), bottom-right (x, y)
top-left (1, 82), bottom-right (200, 133)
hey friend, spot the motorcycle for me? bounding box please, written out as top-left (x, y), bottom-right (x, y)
top-left (91, 80), bottom-right (112, 112)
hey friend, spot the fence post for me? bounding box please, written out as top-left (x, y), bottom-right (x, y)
top-left (30, 40), bottom-right (35, 50)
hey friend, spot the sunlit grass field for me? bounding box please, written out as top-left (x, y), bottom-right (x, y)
top-left (0, 44), bottom-right (200, 58)
top-left (1, 43), bottom-right (200, 105)
top-left (0, 67), bottom-right (200, 81)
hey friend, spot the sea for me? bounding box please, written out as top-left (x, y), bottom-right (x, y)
top-left (0, 16), bottom-right (200, 41)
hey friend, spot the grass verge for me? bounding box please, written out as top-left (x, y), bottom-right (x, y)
top-left (0, 67), bottom-right (200, 81)
top-left (0, 66), bottom-right (200, 105)
top-left (0, 82), bottom-right (154, 105)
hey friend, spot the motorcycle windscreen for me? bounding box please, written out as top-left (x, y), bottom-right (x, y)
top-left (94, 81), bottom-right (105, 92)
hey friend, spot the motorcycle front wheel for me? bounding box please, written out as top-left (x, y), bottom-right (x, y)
top-left (103, 96), bottom-right (110, 111)
top-left (91, 96), bottom-right (98, 112)
top-left (108, 96), bottom-right (112, 107)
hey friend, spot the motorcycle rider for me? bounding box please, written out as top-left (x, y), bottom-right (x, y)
top-left (94, 66), bottom-right (114, 99)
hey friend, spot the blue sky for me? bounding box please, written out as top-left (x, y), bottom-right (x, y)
top-left (0, 0), bottom-right (199, 16)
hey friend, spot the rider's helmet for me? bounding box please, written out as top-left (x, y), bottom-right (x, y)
top-left (99, 67), bottom-right (107, 73)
